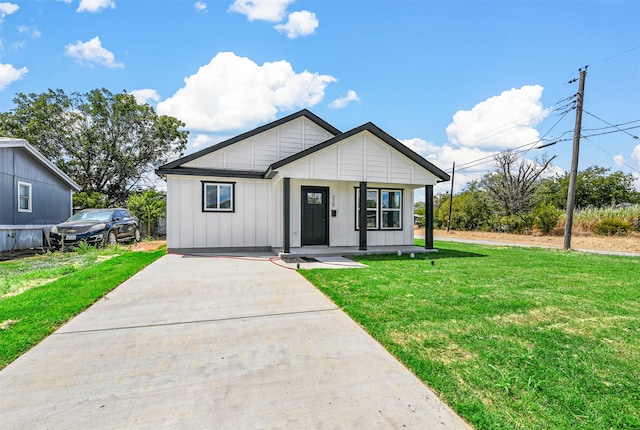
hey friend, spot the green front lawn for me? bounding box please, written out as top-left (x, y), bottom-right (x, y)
top-left (0, 246), bottom-right (165, 369)
top-left (301, 241), bottom-right (640, 430)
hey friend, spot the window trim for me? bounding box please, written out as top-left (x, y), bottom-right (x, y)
top-left (202, 181), bottom-right (235, 213)
top-left (17, 181), bottom-right (32, 213)
top-left (380, 189), bottom-right (403, 230)
top-left (355, 187), bottom-right (403, 231)
top-left (355, 188), bottom-right (379, 230)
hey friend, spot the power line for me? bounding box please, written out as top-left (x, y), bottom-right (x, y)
top-left (582, 119), bottom-right (640, 132)
top-left (582, 125), bottom-right (640, 139)
top-left (583, 111), bottom-right (639, 139)
top-left (583, 136), bottom-right (640, 175)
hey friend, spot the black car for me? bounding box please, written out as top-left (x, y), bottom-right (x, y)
top-left (50, 208), bottom-right (141, 248)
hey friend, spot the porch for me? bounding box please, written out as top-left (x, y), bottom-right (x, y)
top-left (276, 244), bottom-right (438, 259)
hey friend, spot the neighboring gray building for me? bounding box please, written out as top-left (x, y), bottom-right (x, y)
top-left (0, 138), bottom-right (81, 252)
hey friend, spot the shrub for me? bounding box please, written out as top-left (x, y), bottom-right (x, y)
top-left (593, 218), bottom-right (633, 236)
top-left (534, 203), bottom-right (562, 235)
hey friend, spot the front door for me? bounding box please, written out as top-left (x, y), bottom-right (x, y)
top-left (301, 187), bottom-right (329, 246)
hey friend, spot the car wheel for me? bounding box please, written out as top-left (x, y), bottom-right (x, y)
top-left (106, 230), bottom-right (118, 246)
top-left (133, 228), bottom-right (141, 243)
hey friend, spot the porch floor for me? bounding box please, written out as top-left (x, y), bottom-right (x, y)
top-left (276, 245), bottom-right (437, 259)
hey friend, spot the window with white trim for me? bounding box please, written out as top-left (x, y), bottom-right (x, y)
top-left (356, 188), bottom-right (403, 230)
top-left (202, 182), bottom-right (234, 212)
top-left (18, 181), bottom-right (32, 213)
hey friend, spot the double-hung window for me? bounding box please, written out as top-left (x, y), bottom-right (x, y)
top-left (381, 190), bottom-right (402, 229)
top-left (18, 181), bottom-right (32, 213)
top-left (355, 188), bottom-right (402, 230)
top-left (355, 189), bottom-right (379, 229)
top-left (202, 182), bottom-right (234, 212)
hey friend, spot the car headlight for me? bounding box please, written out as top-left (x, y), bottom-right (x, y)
top-left (89, 223), bottom-right (106, 233)
top-left (51, 226), bottom-right (58, 234)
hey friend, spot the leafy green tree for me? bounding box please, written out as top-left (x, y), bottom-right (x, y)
top-left (435, 182), bottom-right (492, 231)
top-left (126, 189), bottom-right (166, 238)
top-left (543, 166), bottom-right (640, 209)
top-left (0, 88), bottom-right (188, 205)
top-left (72, 191), bottom-right (109, 210)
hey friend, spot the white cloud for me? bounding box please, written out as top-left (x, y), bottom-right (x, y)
top-left (192, 134), bottom-right (213, 148)
top-left (274, 10), bottom-right (318, 38)
top-left (400, 136), bottom-right (564, 195)
top-left (0, 62), bottom-right (27, 91)
top-left (157, 51), bottom-right (336, 132)
top-left (64, 36), bottom-right (123, 68)
top-left (77, 0), bottom-right (115, 13)
top-left (194, 1), bottom-right (207, 12)
top-left (0, 2), bottom-right (18, 21)
top-left (228, 0), bottom-right (294, 22)
top-left (446, 85), bottom-right (551, 150)
top-left (17, 25), bottom-right (41, 39)
top-left (613, 153), bottom-right (625, 166)
top-left (328, 90), bottom-right (359, 109)
top-left (632, 144), bottom-right (640, 167)
top-left (130, 89), bottom-right (160, 105)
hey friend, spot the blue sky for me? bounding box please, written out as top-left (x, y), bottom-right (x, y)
top-left (1, 0), bottom-right (639, 194)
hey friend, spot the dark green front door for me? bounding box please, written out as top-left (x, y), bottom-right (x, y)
top-left (301, 187), bottom-right (329, 246)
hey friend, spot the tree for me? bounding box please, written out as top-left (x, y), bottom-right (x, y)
top-left (0, 88), bottom-right (188, 205)
top-left (126, 189), bottom-right (166, 238)
top-left (541, 166), bottom-right (640, 209)
top-left (73, 191), bottom-right (109, 209)
top-left (481, 150), bottom-right (556, 216)
top-left (435, 182), bottom-right (491, 231)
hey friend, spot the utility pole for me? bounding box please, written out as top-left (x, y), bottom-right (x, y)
top-left (563, 66), bottom-right (587, 250)
top-left (447, 162), bottom-right (455, 232)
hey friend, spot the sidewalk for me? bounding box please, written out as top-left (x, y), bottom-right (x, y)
top-left (0, 253), bottom-right (471, 429)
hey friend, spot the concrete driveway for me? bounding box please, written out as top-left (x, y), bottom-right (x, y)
top-left (0, 253), bottom-right (471, 429)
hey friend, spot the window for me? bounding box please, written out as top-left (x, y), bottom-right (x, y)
top-left (356, 188), bottom-right (402, 230)
top-left (202, 182), bottom-right (234, 212)
top-left (18, 181), bottom-right (32, 213)
top-left (355, 189), bottom-right (379, 229)
top-left (381, 190), bottom-right (402, 229)
top-left (307, 192), bottom-right (323, 205)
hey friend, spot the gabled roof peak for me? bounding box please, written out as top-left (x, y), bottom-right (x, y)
top-left (159, 109), bottom-right (341, 170)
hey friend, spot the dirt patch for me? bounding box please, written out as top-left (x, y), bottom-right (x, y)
top-left (419, 228), bottom-right (640, 254)
top-left (0, 319), bottom-right (19, 330)
top-left (0, 248), bottom-right (48, 262)
top-left (122, 240), bottom-right (166, 252)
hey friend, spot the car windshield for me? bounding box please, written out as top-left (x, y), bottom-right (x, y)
top-left (67, 210), bottom-right (114, 222)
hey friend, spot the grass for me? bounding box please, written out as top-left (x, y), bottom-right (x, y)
top-left (561, 206), bottom-right (640, 234)
top-left (301, 240), bottom-right (640, 430)
top-left (0, 246), bottom-right (165, 369)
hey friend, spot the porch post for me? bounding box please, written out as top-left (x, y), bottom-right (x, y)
top-left (359, 181), bottom-right (367, 250)
top-left (283, 177), bottom-right (291, 253)
top-left (425, 185), bottom-right (434, 249)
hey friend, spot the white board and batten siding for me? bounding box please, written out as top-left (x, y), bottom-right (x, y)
top-left (276, 131), bottom-right (441, 186)
top-left (166, 175), bottom-right (275, 250)
top-left (281, 178), bottom-right (415, 248)
top-left (181, 117), bottom-right (336, 171)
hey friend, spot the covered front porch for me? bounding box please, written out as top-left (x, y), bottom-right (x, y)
top-left (276, 244), bottom-right (437, 259)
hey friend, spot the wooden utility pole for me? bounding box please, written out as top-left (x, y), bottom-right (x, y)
top-left (563, 66), bottom-right (588, 250)
top-left (447, 162), bottom-right (455, 232)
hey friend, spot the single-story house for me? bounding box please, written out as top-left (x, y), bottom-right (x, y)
top-left (0, 138), bottom-right (81, 252)
top-left (156, 110), bottom-right (449, 254)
